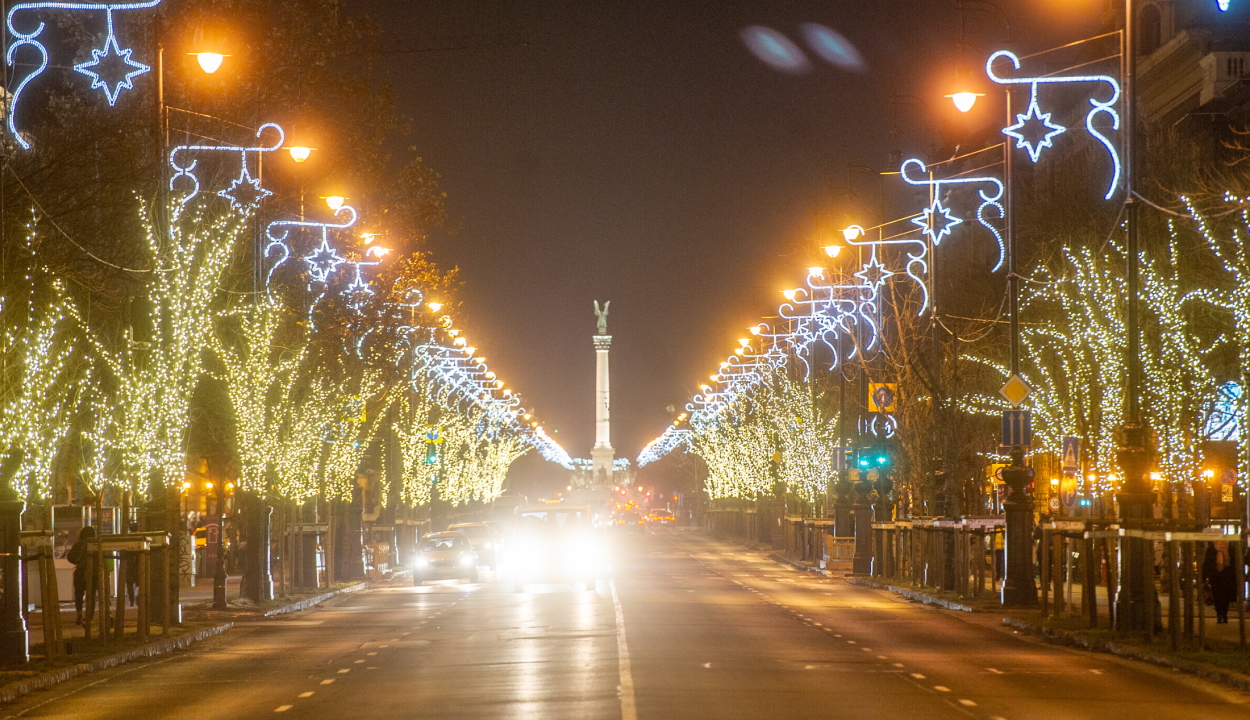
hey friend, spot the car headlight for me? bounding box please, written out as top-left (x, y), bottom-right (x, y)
top-left (483, 542), bottom-right (491, 550)
top-left (460, 554), bottom-right (474, 566)
top-left (417, 558), bottom-right (429, 567)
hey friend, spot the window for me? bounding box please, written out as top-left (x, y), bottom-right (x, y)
top-left (1227, 57), bottom-right (1247, 79)
top-left (1139, 4), bottom-right (1162, 56)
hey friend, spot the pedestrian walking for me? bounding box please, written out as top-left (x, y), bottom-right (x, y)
top-left (124, 521), bottom-right (140, 606)
top-left (66, 526), bottom-right (96, 625)
top-left (1203, 543), bottom-right (1237, 624)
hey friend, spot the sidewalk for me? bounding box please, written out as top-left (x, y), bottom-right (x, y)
top-left (23, 576), bottom-right (244, 651)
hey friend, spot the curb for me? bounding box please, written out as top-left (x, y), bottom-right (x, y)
top-left (1001, 617), bottom-right (1250, 694)
top-left (263, 582), bottom-right (368, 617)
top-left (0, 622), bottom-right (233, 706)
top-left (769, 553), bottom-right (977, 614)
top-left (844, 577), bottom-right (975, 613)
top-left (769, 553), bottom-right (834, 578)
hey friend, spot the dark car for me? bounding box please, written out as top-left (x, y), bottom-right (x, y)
top-left (446, 522), bottom-right (501, 569)
top-left (413, 531), bottom-right (479, 585)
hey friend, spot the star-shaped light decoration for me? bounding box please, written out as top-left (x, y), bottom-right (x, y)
top-left (303, 238), bottom-right (346, 284)
top-left (911, 196), bottom-right (963, 246)
top-left (854, 250), bottom-right (894, 294)
top-left (73, 28), bottom-right (151, 106)
top-left (1003, 92), bottom-right (1066, 163)
top-left (217, 164), bottom-right (273, 210)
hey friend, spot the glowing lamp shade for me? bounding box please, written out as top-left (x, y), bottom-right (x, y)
top-left (738, 338), bottom-right (750, 346)
top-left (946, 91), bottom-right (983, 113)
top-left (842, 225), bottom-right (864, 241)
top-left (782, 289), bottom-right (797, 301)
top-left (287, 146), bottom-right (312, 163)
top-left (427, 301), bottom-right (443, 312)
top-left (807, 266), bottom-right (824, 277)
top-left (325, 195), bottom-right (346, 210)
top-left (193, 52), bottom-right (226, 74)
top-left (823, 244), bottom-right (843, 258)
top-left (749, 326), bottom-right (760, 335)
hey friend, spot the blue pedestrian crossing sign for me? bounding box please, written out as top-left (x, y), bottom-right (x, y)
top-left (1061, 436), bottom-right (1080, 473)
top-left (1001, 410), bottom-right (1032, 448)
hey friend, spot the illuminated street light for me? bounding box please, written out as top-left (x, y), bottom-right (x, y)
top-left (946, 91), bottom-right (984, 113)
top-left (427, 301), bottom-right (443, 312)
top-left (287, 146), bottom-right (312, 163)
top-left (807, 266), bottom-right (824, 277)
top-left (191, 52), bottom-right (227, 74)
top-left (325, 195), bottom-right (346, 210)
top-left (782, 289), bottom-right (797, 301)
top-left (842, 225), bottom-right (864, 241)
top-left (823, 244), bottom-right (843, 258)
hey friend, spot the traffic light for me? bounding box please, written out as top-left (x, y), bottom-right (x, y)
top-left (424, 442), bottom-right (438, 464)
top-left (857, 447), bottom-right (891, 470)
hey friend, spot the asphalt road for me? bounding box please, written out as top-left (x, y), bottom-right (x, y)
top-left (4, 530), bottom-right (1248, 720)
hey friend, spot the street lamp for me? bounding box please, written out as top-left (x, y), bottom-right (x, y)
top-left (325, 195), bottom-right (346, 211)
top-left (190, 52), bottom-right (227, 74)
top-left (287, 146), bottom-right (312, 163)
top-left (947, 90), bottom-right (984, 113)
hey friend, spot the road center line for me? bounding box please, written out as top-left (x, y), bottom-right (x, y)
top-left (610, 579), bottom-right (638, 720)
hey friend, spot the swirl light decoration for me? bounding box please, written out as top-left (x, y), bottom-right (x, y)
top-left (170, 123), bottom-right (286, 209)
top-left (900, 158), bottom-right (1007, 272)
top-left (986, 49), bottom-right (1121, 200)
top-left (5, 1), bottom-right (163, 149)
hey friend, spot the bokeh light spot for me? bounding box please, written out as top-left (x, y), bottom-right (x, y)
top-left (800, 23), bottom-right (865, 72)
top-left (740, 26), bottom-right (810, 74)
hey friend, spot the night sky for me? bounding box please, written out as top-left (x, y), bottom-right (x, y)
top-left (350, 0), bottom-right (1104, 484)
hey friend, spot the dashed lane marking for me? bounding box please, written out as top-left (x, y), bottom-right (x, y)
top-left (959, 699), bottom-right (977, 707)
top-left (911, 673), bottom-right (925, 680)
top-left (934, 686), bottom-right (950, 693)
top-left (987, 668), bottom-right (1003, 674)
top-left (274, 706), bottom-right (292, 713)
top-left (298, 692), bottom-right (314, 698)
top-left (320, 680), bottom-right (335, 685)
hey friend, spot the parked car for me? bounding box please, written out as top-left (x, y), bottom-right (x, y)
top-left (446, 522), bottom-right (502, 569)
top-left (414, 531), bottom-right (478, 585)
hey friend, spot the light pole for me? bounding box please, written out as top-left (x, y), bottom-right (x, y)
top-left (946, 0), bottom-right (1036, 605)
top-left (1113, 0), bottom-right (1155, 634)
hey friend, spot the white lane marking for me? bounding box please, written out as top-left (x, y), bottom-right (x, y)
top-left (367, 652), bottom-right (378, 656)
top-left (274, 706), bottom-right (293, 713)
top-left (959, 699), bottom-right (977, 707)
top-left (846, 640), bottom-right (856, 644)
top-left (320, 679), bottom-right (335, 685)
top-left (1089, 669), bottom-right (1103, 675)
top-left (987, 668), bottom-right (1003, 674)
top-left (934, 686), bottom-right (950, 693)
top-left (911, 673), bottom-right (926, 679)
top-left (610, 579), bottom-right (638, 720)
top-left (877, 655), bottom-right (887, 660)
top-left (298, 692), bottom-right (314, 698)
top-left (702, 662), bottom-right (712, 669)
top-left (353, 659), bottom-right (365, 664)
top-left (337, 669), bottom-right (350, 674)
top-left (892, 663), bottom-right (904, 668)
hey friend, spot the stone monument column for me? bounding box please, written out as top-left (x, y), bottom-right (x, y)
top-left (592, 301), bottom-right (615, 486)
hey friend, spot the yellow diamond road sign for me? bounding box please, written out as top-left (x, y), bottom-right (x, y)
top-left (1000, 374), bottom-right (1032, 408)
